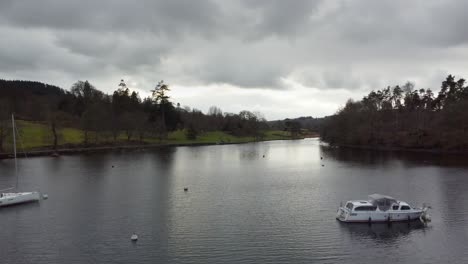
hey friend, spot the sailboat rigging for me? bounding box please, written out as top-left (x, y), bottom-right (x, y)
top-left (0, 114), bottom-right (40, 207)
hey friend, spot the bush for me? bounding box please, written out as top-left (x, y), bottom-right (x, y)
top-left (185, 124), bottom-right (198, 140)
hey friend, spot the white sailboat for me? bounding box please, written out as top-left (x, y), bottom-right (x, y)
top-left (0, 115), bottom-right (40, 207)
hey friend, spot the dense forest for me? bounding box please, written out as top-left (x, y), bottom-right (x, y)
top-left (321, 75), bottom-right (468, 151)
top-left (0, 79), bottom-right (271, 152)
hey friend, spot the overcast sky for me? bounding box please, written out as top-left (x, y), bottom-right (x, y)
top-left (1, 0), bottom-right (467, 120)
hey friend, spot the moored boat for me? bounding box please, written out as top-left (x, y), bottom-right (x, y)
top-left (0, 115), bottom-right (41, 207)
top-left (336, 194), bottom-right (430, 223)
top-left (0, 192), bottom-right (40, 207)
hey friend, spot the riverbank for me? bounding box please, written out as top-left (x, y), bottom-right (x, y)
top-left (0, 123), bottom-right (310, 159)
top-left (0, 120), bottom-right (318, 159)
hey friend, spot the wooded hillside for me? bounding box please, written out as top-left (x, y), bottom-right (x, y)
top-left (0, 79), bottom-right (272, 152)
top-left (321, 75), bottom-right (468, 150)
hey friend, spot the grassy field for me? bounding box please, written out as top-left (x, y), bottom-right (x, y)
top-left (1, 120), bottom-right (294, 152)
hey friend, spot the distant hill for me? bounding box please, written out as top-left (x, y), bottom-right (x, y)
top-left (268, 116), bottom-right (327, 132)
top-left (0, 79), bottom-right (72, 120)
top-left (0, 79), bottom-right (66, 97)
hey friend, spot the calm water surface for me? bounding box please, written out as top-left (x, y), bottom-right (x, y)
top-left (1, 139), bottom-right (468, 263)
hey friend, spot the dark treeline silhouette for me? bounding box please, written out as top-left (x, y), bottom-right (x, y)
top-left (321, 75), bottom-right (468, 150)
top-left (0, 79), bottom-right (267, 152)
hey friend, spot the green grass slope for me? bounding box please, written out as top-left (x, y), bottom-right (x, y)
top-left (1, 120), bottom-right (294, 152)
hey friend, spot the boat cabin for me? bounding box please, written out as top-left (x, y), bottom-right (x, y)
top-left (344, 195), bottom-right (413, 212)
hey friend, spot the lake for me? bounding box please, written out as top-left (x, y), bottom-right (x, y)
top-left (1, 138), bottom-right (468, 263)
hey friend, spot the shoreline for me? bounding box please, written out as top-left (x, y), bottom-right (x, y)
top-left (0, 138), bottom-right (306, 160)
top-left (4, 137), bottom-right (465, 159)
top-left (325, 143), bottom-right (468, 155)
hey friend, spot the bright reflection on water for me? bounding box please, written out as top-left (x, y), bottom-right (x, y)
top-left (0, 138), bottom-right (468, 263)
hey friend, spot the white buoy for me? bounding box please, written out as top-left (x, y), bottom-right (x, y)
top-left (42, 194), bottom-right (48, 200)
top-left (131, 234), bottom-right (138, 241)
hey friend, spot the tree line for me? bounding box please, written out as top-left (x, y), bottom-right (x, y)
top-left (321, 75), bottom-right (468, 150)
top-left (269, 116), bottom-right (324, 137)
top-left (0, 79), bottom-right (267, 152)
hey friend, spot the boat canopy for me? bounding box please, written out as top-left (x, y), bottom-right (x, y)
top-left (368, 194), bottom-right (397, 211)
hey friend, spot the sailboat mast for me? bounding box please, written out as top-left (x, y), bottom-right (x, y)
top-left (12, 114), bottom-right (18, 191)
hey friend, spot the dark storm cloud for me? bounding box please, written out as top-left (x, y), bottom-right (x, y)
top-left (1, 0), bottom-right (468, 92)
top-left (0, 0), bottom-right (223, 37)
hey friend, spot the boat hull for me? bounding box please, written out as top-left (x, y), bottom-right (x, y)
top-left (0, 192), bottom-right (40, 207)
top-left (336, 207), bottom-right (423, 223)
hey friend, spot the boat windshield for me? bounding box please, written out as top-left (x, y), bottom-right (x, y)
top-left (368, 194), bottom-right (397, 211)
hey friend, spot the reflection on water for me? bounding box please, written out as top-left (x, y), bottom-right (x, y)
top-left (339, 221), bottom-right (427, 242)
top-left (320, 144), bottom-right (468, 168)
top-left (1, 139), bottom-right (468, 263)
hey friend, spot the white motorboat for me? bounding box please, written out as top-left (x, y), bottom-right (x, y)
top-left (336, 194), bottom-right (430, 223)
top-left (0, 114), bottom-right (41, 207)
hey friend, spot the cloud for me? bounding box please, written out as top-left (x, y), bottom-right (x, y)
top-left (0, 0), bottom-right (224, 36)
top-left (241, 0), bottom-right (323, 38)
top-left (1, 0), bottom-right (468, 119)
